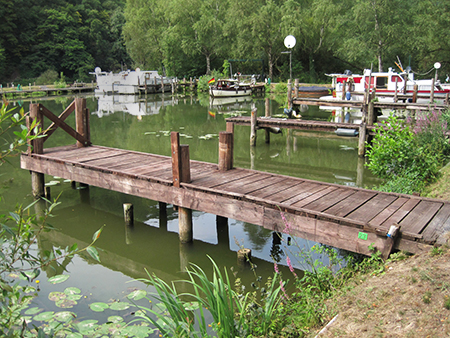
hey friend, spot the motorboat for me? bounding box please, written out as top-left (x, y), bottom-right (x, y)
top-left (322, 68), bottom-right (450, 104)
top-left (209, 79), bottom-right (252, 97)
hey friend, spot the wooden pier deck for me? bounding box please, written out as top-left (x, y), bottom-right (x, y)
top-left (20, 98), bottom-right (450, 259)
top-left (21, 144), bottom-right (450, 258)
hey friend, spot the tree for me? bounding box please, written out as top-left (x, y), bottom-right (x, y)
top-left (335, 0), bottom-right (412, 72)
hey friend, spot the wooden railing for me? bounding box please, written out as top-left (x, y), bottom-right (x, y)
top-left (27, 98), bottom-right (91, 155)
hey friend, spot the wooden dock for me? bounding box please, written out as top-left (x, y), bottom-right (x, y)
top-left (20, 99), bottom-right (450, 259)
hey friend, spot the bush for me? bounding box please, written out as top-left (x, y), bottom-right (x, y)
top-left (366, 112), bottom-right (450, 194)
top-left (35, 69), bottom-right (59, 85)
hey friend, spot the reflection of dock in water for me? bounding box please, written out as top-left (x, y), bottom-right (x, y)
top-left (93, 94), bottom-right (178, 118)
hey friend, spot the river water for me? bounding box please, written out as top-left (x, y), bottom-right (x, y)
top-left (1, 93), bottom-right (382, 330)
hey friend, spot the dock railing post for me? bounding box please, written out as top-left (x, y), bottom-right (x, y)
top-left (29, 103), bottom-right (45, 198)
top-left (218, 131), bottom-right (233, 171)
top-left (287, 79), bottom-right (292, 109)
top-left (430, 78), bottom-right (435, 103)
top-left (75, 98), bottom-right (89, 147)
top-left (294, 79), bottom-right (299, 99)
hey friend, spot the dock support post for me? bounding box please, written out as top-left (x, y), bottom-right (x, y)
top-left (358, 122), bottom-right (367, 157)
top-left (123, 203), bottom-right (134, 226)
top-left (216, 216), bottom-right (229, 246)
top-left (171, 131), bottom-right (193, 242)
top-left (250, 108), bottom-right (257, 146)
top-left (29, 104), bottom-right (45, 198)
top-left (294, 79), bottom-right (299, 99)
top-left (179, 207), bottom-right (193, 243)
top-left (412, 84), bottom-right (418, 103)
top-left (394, 78), bottom-right (398, 103)
top-left (265, 98), bottom-right (270, 143)
top-left (219, 132), bottom-right (233, 171)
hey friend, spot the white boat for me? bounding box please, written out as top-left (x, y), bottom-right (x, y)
top-left (92, 67), bottom-right (172, 95)
top-left (322, 68), bottom-right (450, 104)
top-left (209, 79), bottom-right (252, 97)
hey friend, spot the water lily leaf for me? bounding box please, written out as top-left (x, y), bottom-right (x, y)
top-left (127, 289), bottom-right (147, 301)
top-left (89, 302), bottom-right (109, 312)
top-left (107, 315), bottom-right (124, 323)
top-left (25, 307), bottom-right (42, 315)
top-left (33, 311), bottom-right (54, 321)
top-left (109, 302), bottom-right (131, 311)
top-left (53, 311), bottom-right (76, 322)
top-left (66, 333), bottom-right (83, 338)
top-left (48, 274), bottom-right (70, 284)
top-left (121, 325), bottom-right (154, 337)
top-left (56, 299), bottom-right (77, 308)
top-left (66, 294), bottom-right (82, 301)
top-left (76, 319), bottom-right (99, 335)
top-left (64, 287), bottom-right (81, 295)
top-left (49, 292), bottom-right (66, 302)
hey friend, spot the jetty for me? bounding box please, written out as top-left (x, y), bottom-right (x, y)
top-left (21, 98), bottom-right (450, 259)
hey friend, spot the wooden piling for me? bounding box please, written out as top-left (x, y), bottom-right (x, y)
top-left (75, 98), bottom-right (89, 148)
top-left (123, 203), bottom-right (134, 226)
top-left (30, 104), bottom-right (45, 198)
top-left (178, 207), bottom-right (193, 243)
top-left (412, 85), bottom-right (418, 103)
top-left (430, 78), bottom-right (435, 103)
top-left (265, 97), bottom-right (270, 143)
top-left (171, 132), bottom-right (182, 187)
top-left (358, 122), bottom-right (367, 157)
top-left (250, 108), bottom-right (257, 146)
top-left (294, 79), bottom-right (299, 98)
top-left (218, 132), bottom-right (233, 171)
top-left (180, 144), bottom-right (191, 183)
top-left (394, 77), bottom-right (398, 103)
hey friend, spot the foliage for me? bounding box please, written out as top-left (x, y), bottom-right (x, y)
top-left (35, 70), bottom-right (59, 85)
top-left (366, 112), bottom-right (450, 194)
top-left (197, 70), bottom-right (225, 92)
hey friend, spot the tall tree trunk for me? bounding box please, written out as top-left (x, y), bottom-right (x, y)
top-left (206, 55), bottom-right (211, 75)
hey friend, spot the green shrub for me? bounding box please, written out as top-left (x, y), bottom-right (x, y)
top-left (35, 69), bottom-right (58, 85)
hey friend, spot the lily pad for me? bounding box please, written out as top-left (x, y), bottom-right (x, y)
top-left (64, 287), bottom-right (81, 295)
top-left (25, 307), bottom-right (43, 315)
top-left (49, 291), bottom-right (66, 302)
top-left (109, 301), bottom-right (131, 311)
top-left (56, 298), bottom-right (77, 308)
top-left (183, 301), bottom-right (200, 311)
top-left (107, 315), bottom-right (124, 323)
top-left (89, 302), bottom-right (109, 312)
top-left (53, 311), bottom-right (76, 322)
top-left (75, 319), bottom-right (99, 335)
top-left (127, 289), bottom-right (147, 301)
top-left (33, 311), bottom-right (54, 321)
top-left (48, 274), bottom-right (70, 284)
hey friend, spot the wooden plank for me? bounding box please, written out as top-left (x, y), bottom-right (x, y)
top-left (280, 182), bottom-right (330, 205)
top-left (325, 190), bottom-right (377, 218)
top-left (347, 194), bottom-right (399, 223)
top-left (242, 176), bottom-right (289, 195)
top-left (399, 200), bottom-right (443, 235)
top-left (379, 198), bottom-right (421, 230)
top-left (80, 152), bottom-right (132, 167)
top-left (250, 178), bottom-right (298, 199)
top-left (369, 197), bottom-right (409, 226)
top-left (190, 169), bottom-right (255, 188)
top-left (41, 146), bottom-right (111, 160)
top-left (213, 173), bottom-right (269, 192)
top-left (421, 204), bottom-right (450, 243)
top-left (301, 188), bottom-right (355, 212)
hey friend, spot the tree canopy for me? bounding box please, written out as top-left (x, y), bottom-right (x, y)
top-left (0, 0), bottom-right (449, 84)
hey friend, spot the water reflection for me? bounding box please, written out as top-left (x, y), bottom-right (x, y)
top-left (2, 93), bottom-right (384, 325)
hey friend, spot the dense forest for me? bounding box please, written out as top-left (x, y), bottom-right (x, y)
top-left (0, 0), bottom-right (449, 84)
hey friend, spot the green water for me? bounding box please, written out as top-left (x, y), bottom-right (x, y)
top-left (1, 93), bottom-right (382, 331)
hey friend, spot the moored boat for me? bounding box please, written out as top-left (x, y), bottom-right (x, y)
top-left (92, 67), bottom-right (172, 95)
top-left (209, 79), bottom-right (252, 97)
top-left (322, 68), bottom-right (450, 104)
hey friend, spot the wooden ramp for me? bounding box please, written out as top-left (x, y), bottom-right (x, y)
top-left (21, 144), bottom-right (450, 257)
